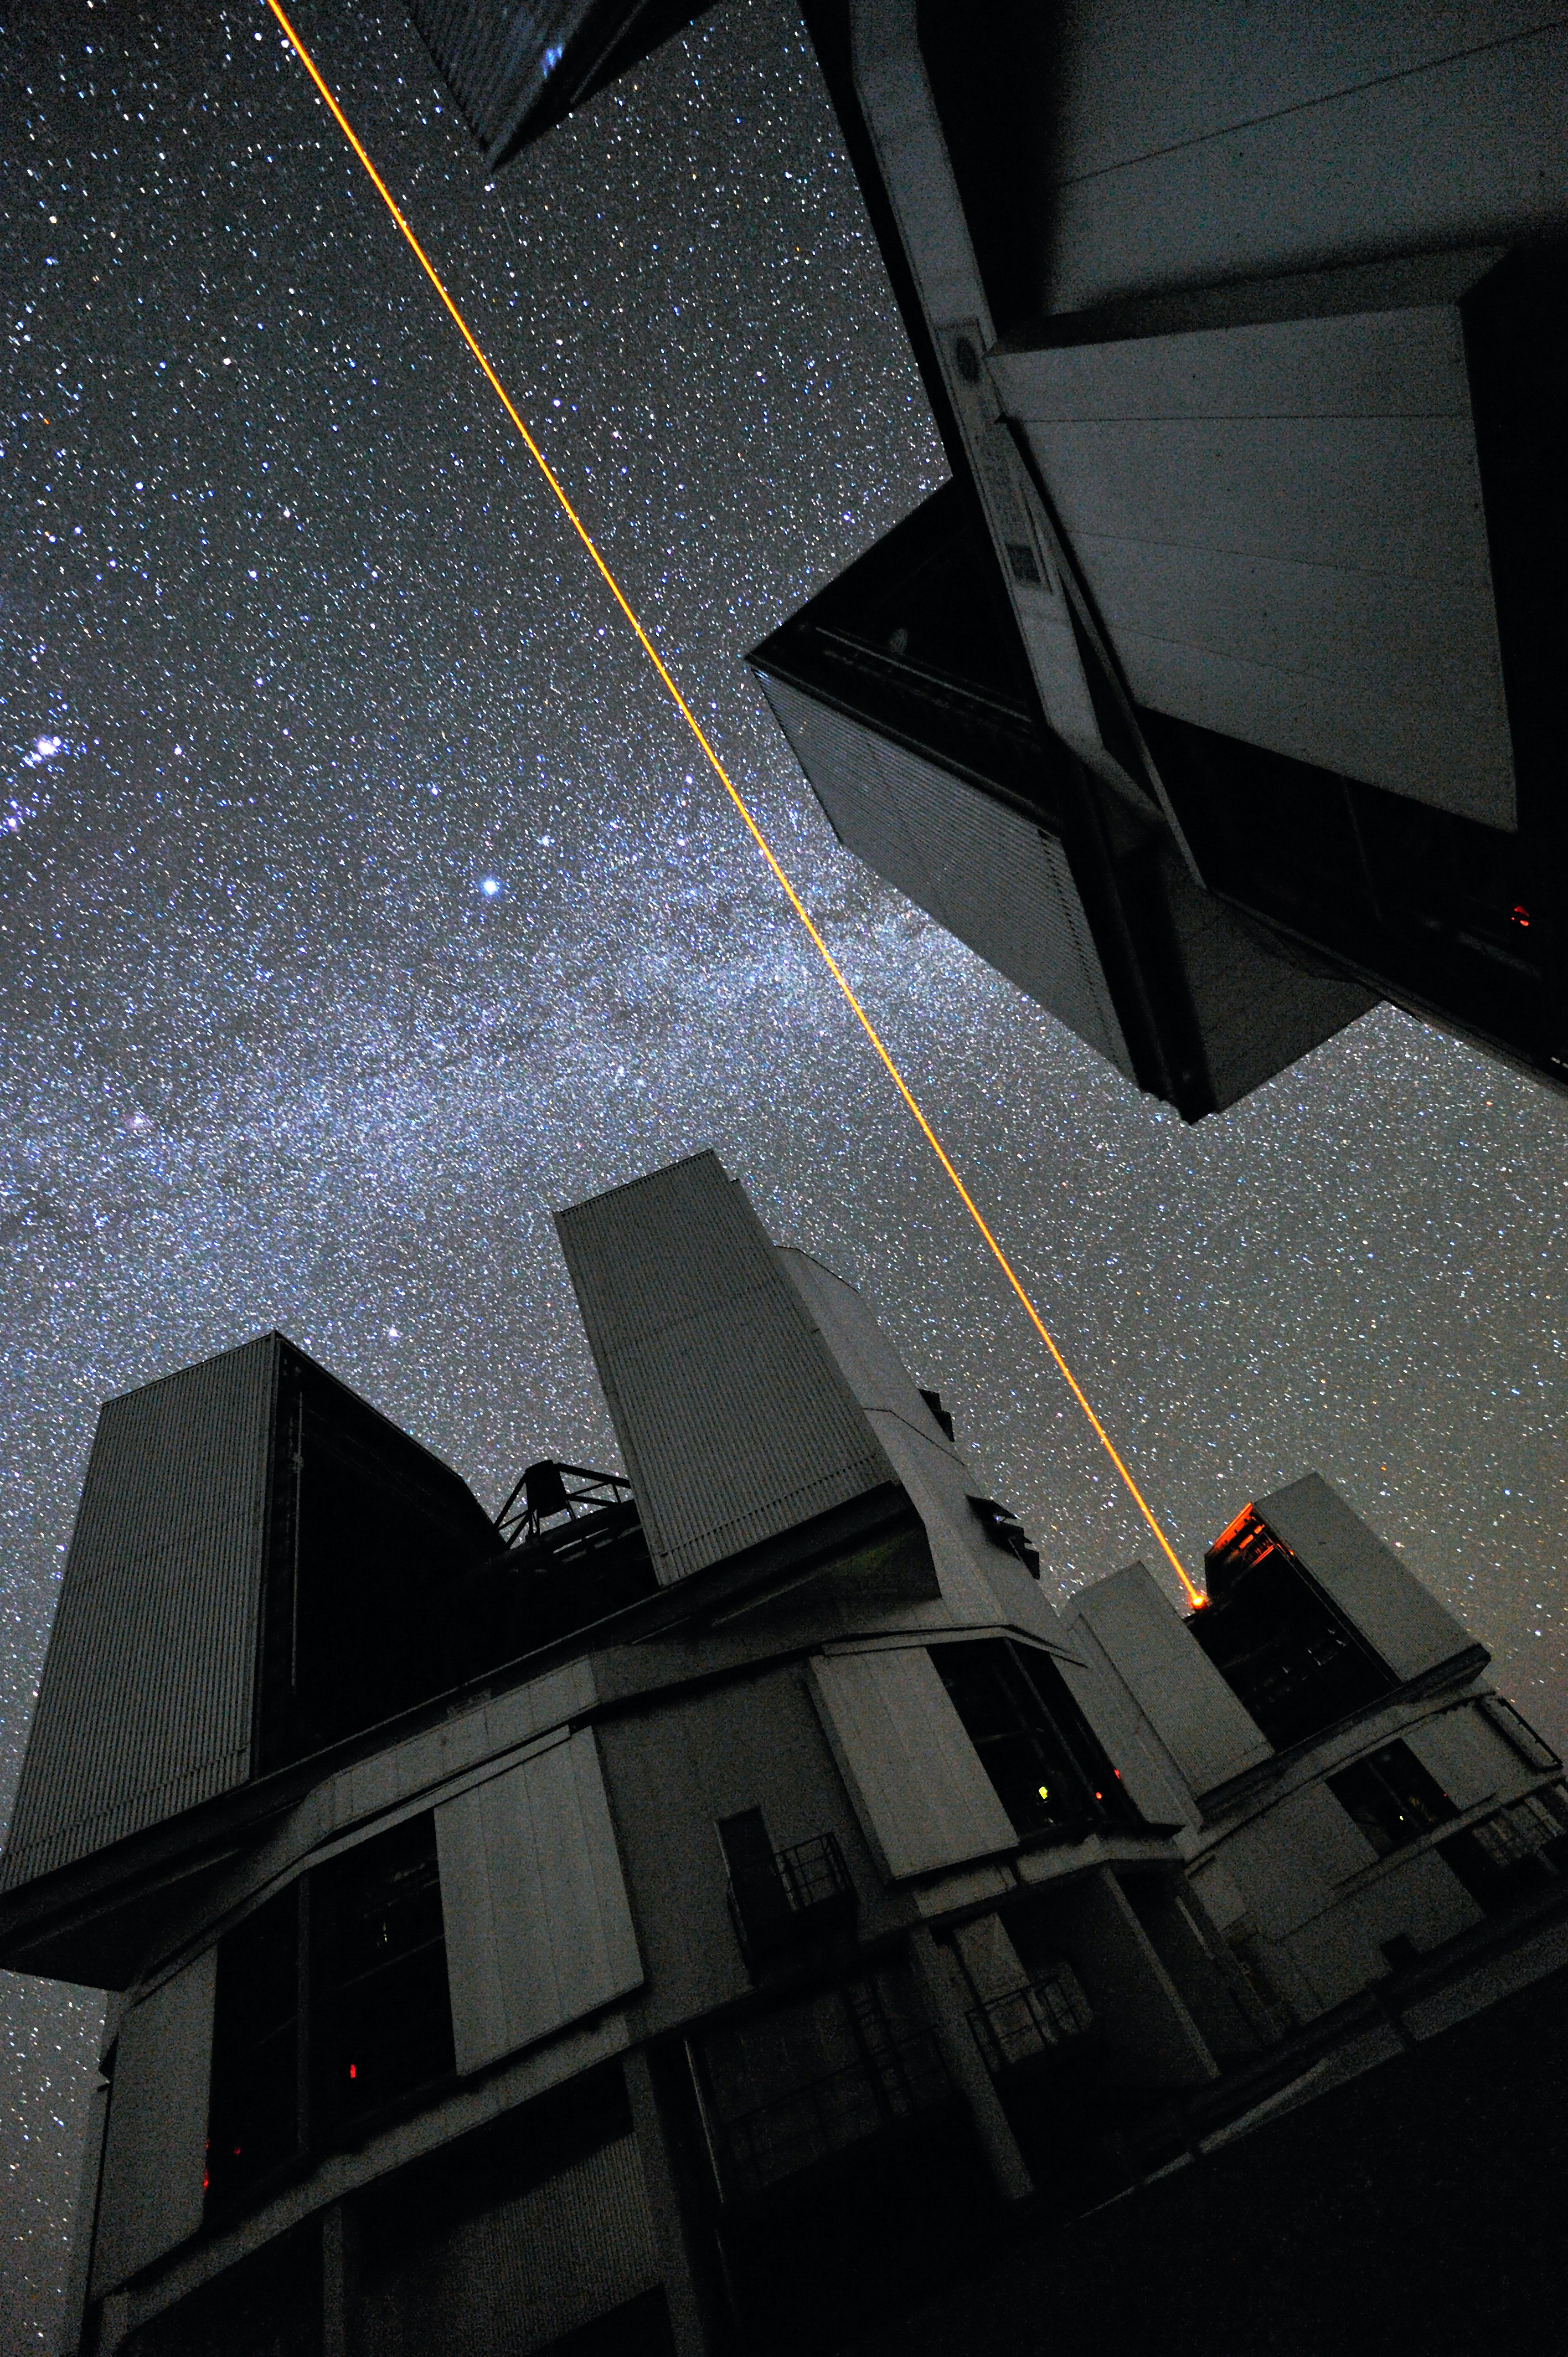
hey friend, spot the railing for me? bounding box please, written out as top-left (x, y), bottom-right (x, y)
top-left (968, 1965), bottom-right (1096, 2079)
top-left (728, 1833), bottom-right (857, 1961)
top-left (719, 2029), bottom-right (948, 2199)
top-left (494, 1461), bottom-right (636, 1551)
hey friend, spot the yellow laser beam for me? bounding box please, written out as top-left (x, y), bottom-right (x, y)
top-left (262, 0), bottom-right (1203, 1608)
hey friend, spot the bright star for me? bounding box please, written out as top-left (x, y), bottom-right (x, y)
top-left (480, 876), bottom-right (502, 897)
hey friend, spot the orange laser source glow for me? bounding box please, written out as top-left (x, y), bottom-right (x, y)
top-left (262, 0), bottom-right (1201, 1609)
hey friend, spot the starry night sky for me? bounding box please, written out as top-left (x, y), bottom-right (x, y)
top-left (3, 0), bottom-right (1567, 2339)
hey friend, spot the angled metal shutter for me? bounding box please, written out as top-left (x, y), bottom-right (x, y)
top-left (762, 677), bottom-right (1133, 1075)
top-left (809, 1648), bottom-right (1015, 1879)
top-left (437, 1730), bottom-right (643, 2075)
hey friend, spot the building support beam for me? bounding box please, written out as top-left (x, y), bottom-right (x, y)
top-left (907, 1922), bottom-right (1034, 2202)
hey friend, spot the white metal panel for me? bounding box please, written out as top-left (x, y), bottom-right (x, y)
top-left (761, 679), bottom-right (1134, 1075)
top-left (852, 0), bottom-right (990, 334)
top-left (1221, 1783), bottom-right (1378, 1941)
top-left (1036, 413), bottom-right (1486, 579)
top-left (999, 310), bottom-right (1514, 827)
top-left (90, 1949), bottom-right (215, 2296)
top-left (2, 1336), bottom-right (276, 1895)
top-left (1406, 1707), bottom-right (1517, 1812)
top-left (1068, 1563), bottom-right (1272, 1794)
top-left (991, 304), bottom-right (1478, 425)
top-left (775, 1248), bottom-right (960, 1455)
top-left (1038, 8), bottom-right (1568, 312)
top-left (436, 1730), bottom-right (643, 2077)
top-left (810, 1648), bottom-right (1015, 1879)
top-left (1256, 1474), bottom-right (1476, 1684)
top-left (557, 1153), bottom-right (894, 1584)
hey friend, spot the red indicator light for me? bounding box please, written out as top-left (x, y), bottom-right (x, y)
top-left (1513, 905), bottom-right (1531, 928)
top-left (348, 2062), bottom-right (357, 2080)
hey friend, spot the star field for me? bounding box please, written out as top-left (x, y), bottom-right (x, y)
top-left (4, 0), bottom-right (1568, 2339)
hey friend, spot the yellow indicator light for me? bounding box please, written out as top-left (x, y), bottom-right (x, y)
top-left (1038, 1786), bottom-right (1050, 1801)
top-left (262, 0), bottom-right (1203, 1611)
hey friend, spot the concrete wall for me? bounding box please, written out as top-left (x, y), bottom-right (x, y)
top-left (594, 1658), bottom-right (905, 2037)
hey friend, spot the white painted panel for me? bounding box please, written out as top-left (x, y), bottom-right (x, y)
top-left (762, 678), bottom-right (1134, 1074)
top-left (1002, 312), bottom-right (1515, 825)
top-left (991, 306), bottom-right (1474, 425)
top-left (1257, 1474), bottom-right (1476, 1684)
top-left (3, 1337), bottom-right (275, 1894)
top-left (1067, 1563), bottom-right (1272, 1795)
top-left (1041, 16), bottom-right (1568, 311)
top-left (1031, 415), bottom-right (1490, 581)
top-left (1406, 1707), bottom-right (1518, 1812)
top-left (91, 1950), bottom-right (215, 2295)
top-left (809, 1648), bottom-right (1015, 1879)
top-left (557, 1154), bottom-right (891, 1584)
top-left (852, 0), bottom-right (990, 333)
top-left (1043, 1), bottom-right (1562, 187)
top-left (1077, 534), bottom-right (1502, 716)
top-left (437, 1731), bottom-right (643, 2077)
top-left (1221, 1782), bottom-right (1377, 1941)
top-left (1106, 606), bottom-right (1513, 821)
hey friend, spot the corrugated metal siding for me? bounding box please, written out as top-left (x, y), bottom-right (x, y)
top-left (809, 1649), bottom-right (1015, 1879)
top-left (556, 1154), bottom-right (895, 1583)
top-left (761, 676), bottom-right (1134, 1077)
top-left (354, 2131), bottom-right (661, 2357)
top-left (1257, 1473), bottom-right (1476, 1684)
top-left (2, 1336), bottom-right (277, 1893)
top-left (437, 1729), bottom-right (644, 2076)
top-left (90, 1949), bottom-right (215, 2296)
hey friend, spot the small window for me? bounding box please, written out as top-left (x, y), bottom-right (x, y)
top-left (931, 1640), bottom-right (1141, 1840)
top-left (1328, 1742), bottom-right (1458, 1857)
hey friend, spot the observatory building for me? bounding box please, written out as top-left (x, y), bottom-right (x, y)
top-left (6, 1151), bottom-right (1567, 2356)
top-left (407, 0), bottom-right (1568, 1115)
